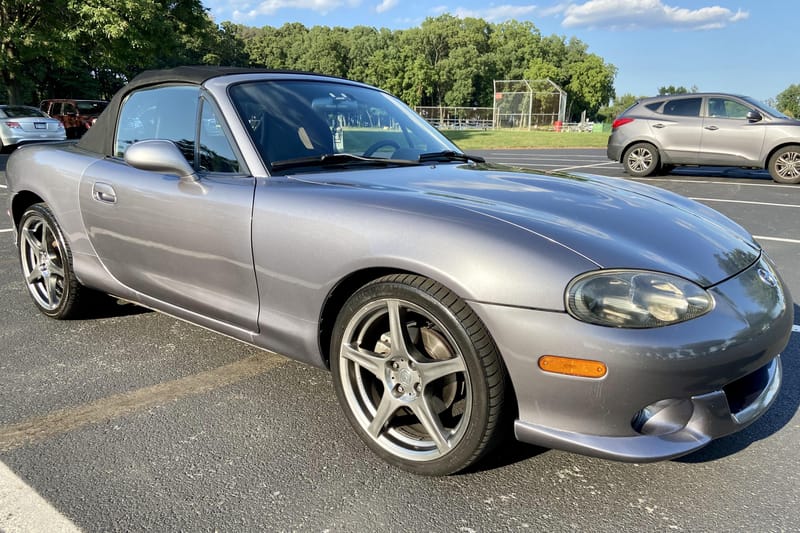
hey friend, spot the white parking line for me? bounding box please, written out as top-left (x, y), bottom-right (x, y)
top-left (793, 325), bottom-right (800, 334)
top-left (0, 228), bottom-right (14, 233)
top-left (691, 197), bottom-right (800, 209)
top-left (754, 235), bottom-right (800, 245)
top-left (0, 461), bottom-right (82, 532)
top-left (635, 177), bottom-right (797, 189)
top-left (553, 162), bottom-right (619, 172)
top-left (0, 184), bottom-right (7, 189)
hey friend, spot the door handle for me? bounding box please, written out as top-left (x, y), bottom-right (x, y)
top-left (704, 125), bottom-right (719, 131)
top-left (652, 123), bottom-right (666, 129)
top-left (92, 182), bottom-right (117, 204)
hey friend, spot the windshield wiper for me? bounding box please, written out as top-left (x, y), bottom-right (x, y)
top-left (418, 150), bottom-right (485, 164)
top-left (271, 153), bottom-right (421, 171)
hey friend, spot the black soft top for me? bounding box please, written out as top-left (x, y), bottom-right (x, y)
top-left (76, 66), bottom-right (290, 156)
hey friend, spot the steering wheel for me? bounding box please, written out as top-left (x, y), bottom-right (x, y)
top-left (362, 139), bottom-right (401, 157)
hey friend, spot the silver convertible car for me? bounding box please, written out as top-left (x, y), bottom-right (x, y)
top-left (5, 68), bottom-right (794, 475)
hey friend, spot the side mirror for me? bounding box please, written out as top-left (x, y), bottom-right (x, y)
top-left (746, 110), bottom-right (763, 123)
top-left (124, 139), bottom-right (196, 180)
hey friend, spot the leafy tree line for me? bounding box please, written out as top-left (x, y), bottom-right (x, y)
top-left (1, 2), bottom-right (616, 120)
top-left (235, 16), bottom-right (617, 120)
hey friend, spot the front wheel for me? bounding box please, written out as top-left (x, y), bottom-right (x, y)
top-left (768, 146), bottom-right (800, 184)
top-left (330, 274), bottom-right (507, 475)
top-left (623, 142), bottom-right (660, 177)
top-left (18, 203), bottom-right (88, 318)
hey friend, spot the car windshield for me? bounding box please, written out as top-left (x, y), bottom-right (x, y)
top-left (742, 96), bottom-right (790, 119)
top-left (229, 80), bottom-right (460, 172)
top-left (0, 106), bottom-right (48, 119)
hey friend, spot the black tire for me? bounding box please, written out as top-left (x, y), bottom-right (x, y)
top-left (623, 142), bottom-right (660, 177)
top-left (17, 203), bottom-right (88, 318)
top-left (768, 145), bottom-right (800, 184)
top-left (330, 274), bottom-right (507, 476)
top-left (657, 164), bottom-right (676, 176)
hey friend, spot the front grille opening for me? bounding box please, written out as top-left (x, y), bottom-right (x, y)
top-left (723, 363), bottom-right (770, 414)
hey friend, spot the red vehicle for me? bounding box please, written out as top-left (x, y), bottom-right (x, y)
top-left (39, 99), bottom-right (108, 139)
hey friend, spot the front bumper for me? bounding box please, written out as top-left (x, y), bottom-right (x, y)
top-left (514, 357), bottom-right (781, 461)
top-left (470, 255), bottom-right (793, 462)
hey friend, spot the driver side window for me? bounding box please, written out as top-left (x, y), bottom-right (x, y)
top-left (115, 85), bottom-right (199, 161)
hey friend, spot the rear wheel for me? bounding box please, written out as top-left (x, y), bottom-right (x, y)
top-left (623, 142), bottom-right (660, 177)
top-left (769, 146), bottom-right (800, 184)
top-left (18, 203), bottom-right (88, 318)
top-left (330, 274), bottom-right (507, 476)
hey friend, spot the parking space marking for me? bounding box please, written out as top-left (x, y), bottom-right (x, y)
top-left (0, 352), bottom-right (287, 453)
top-left (0, 228), bottom-right (13, 233)
top-left (690, 197), bottom-right (800, 209)
top-left (553, 162), bottom-right (620, 172)
top-left (0, 184), bottom-right (7, 189)
top-left (793, 325), bottom-right (800, 333)
top-left (635, 177), bottom-right (797, 189)
top-left (0, 461), bottom-right (82, 533)
top-left (754, 235), bottom-right (800, 245)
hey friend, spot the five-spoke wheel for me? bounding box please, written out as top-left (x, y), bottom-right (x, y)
top-left (331, 274), bottom-right (506, 475)
top-left (18, 203), bottom-right (86, 318)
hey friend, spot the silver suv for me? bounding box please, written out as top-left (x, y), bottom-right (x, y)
top-left (607, 93), bottom-right (800, 184)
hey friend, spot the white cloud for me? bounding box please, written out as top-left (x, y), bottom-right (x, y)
top-left (430, 5), bottom-right (449, 15)
top-left (228, 0), bottom-right (362, 20)
top-left (561, 0), bottom-right (749, 30)
top-left (375, 0), bottom-right (399, 13)
top-left (453, 4), bottom-right (538, 22)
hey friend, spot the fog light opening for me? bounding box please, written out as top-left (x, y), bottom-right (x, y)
top-left (632, 398), bottom-right (694, 436)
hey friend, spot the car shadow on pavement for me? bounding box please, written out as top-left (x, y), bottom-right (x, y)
top-left (670, 166), bottom-right (772, 181)
top-left (77, 294), bottom-right (153, 320)
top-left (677, 302), bottom-right (800, 463)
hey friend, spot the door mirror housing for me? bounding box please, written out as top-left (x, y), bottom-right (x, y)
top-left (746, 110), bottom-right (763, 123)
top-left (124, 139), bottom-right (196, 180)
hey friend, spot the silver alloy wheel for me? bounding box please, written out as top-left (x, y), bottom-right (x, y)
top-left (774, 150), bottom-right (800, 181)
top-left (338, 298), bottom-right (472, 462)
top-left (626, 147), bottom-right (653, 173)
top-left (19, 213), bottom-right (66, 311)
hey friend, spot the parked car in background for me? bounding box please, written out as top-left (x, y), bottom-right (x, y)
top-left (40, 99), bottom-right (108, 139)
top-left (0, 105), bottom-right (66, 152)
top-left (5, 68), bottom-right (794, 475)
top-left (607, 93), bottom-right (800, 184)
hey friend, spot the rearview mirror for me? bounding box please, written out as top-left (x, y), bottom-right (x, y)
top-left (746, 110), bottom-right (763, 123)
top-left (124, 139), bottom-right (196, 180)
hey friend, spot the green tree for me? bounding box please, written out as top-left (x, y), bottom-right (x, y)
top-left (657, 85), bottom-right (698, 95)
top-left (776, 84), bottom-right (800, 118)
top-left (0, 0), bottom-right (70, 103)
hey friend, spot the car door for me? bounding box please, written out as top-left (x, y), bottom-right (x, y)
top-left (649, 96), bottom-right (703, 165)
top-left (699, 96), bottom-right (767, 166)
top-left (78, 85), bottom-right (259, 331)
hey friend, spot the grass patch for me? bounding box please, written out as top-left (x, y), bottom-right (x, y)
top-left (441, 129), bottom-right (610, 150)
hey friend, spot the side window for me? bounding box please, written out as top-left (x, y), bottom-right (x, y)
top-left (63, 103), bottom-right (77, 115)
top-left (115, 85), bottom-right (199, 160)
top-left (644, 101), bottom-right (663, 112)
top-left (198, 99), bottom-right (242, 173)
top-left (708, 98), bottom-right (750, 119)
top-left (662, 97), bottom-right (702, 117)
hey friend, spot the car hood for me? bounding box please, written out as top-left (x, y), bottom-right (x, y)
top-left (292, 163), bottom-right (760, 287)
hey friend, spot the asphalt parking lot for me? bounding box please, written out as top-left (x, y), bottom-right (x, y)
top-left (0, 150), bottom-right (798, 532)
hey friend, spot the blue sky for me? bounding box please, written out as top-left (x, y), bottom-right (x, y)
top-left (202, 0), bottom-right (796, 103)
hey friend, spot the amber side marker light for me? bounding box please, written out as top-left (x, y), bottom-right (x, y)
top-left (538, 356), bottom-right (607, 378)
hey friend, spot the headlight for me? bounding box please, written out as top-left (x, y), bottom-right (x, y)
top-left (566, 270), bottom-right (714, 328)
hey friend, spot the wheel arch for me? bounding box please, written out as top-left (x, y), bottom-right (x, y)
top-left (10, 190), bottom-right (45, 228)
top-left (764, 142), bottom-right (800, 168)
top-left (318, 267), bottom-right (412, 369)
